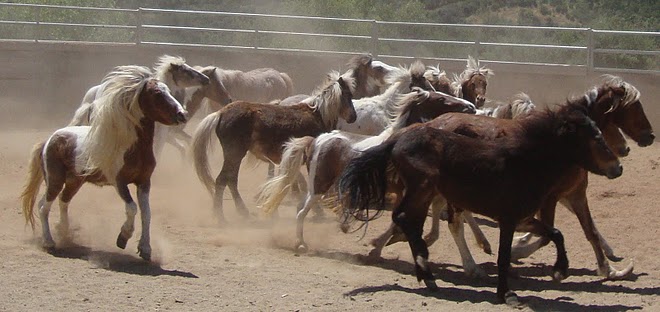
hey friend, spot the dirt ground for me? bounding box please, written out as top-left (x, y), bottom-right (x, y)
top-left (0, 101), bottom-right (659, 312)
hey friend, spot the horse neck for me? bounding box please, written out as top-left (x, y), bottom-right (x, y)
top-left (185, 88), bottom-right (206, 118)
top-left (377, 81), bottom-right (407, 116)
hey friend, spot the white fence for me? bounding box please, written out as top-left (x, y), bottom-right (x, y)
top-left (0, 2), bottom-right (658, 75)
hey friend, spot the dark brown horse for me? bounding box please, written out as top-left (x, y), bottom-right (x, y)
top-left (21, 65), bottom-right (187, 261)
top-left (256, 88), bottom-right (476, 251)
top-left (192, 71), bottom-right (356, 223)
top-left (338, 101), bottom-right (622, 305)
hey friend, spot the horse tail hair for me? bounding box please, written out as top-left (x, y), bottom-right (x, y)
top-left (68, 102), bottom-right (93, 126)
top-left (20, 141), bottom-right (46, 230)
top-left (281, 72), bottom-right (295, 97)
top-left (191, 110), bottom-right (221, 196)
top-left (258, 136), bottom-right (314, 215)
top-left (338, 138), bottom-right (397, 222)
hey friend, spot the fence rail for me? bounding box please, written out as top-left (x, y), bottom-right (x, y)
top-left (0, 2), bottom-right (658, 75)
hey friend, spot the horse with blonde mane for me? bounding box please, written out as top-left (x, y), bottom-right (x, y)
top-left (257, 88), bottom-right (476, 252)
top-left (424, 64), bottom-right (453, 95)
top-left (451, 56), bottom-right (494, 108)
top-left (191, 71), bottom-right (356, 223)
top-left (20, 65), bottom-right (187, 261)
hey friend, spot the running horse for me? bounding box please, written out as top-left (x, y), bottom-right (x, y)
top-left (424, 64), bottom-right (453, 95)
top-left (256, 88), bottom-right (476, 251)
top-left (192, 71), bottom-right (356, 223)
top-left (452, 56), bottom-right (493, 108)
top-left (338, 101), bottom-right (622, 305)
top-left (21, 65), bottom-right (187, 261)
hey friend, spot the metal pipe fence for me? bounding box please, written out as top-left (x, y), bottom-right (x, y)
top-left (0, 2), bottom-right (658, 75)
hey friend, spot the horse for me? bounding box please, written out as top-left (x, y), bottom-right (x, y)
top-left (368, 92), bottom-right (537, 261)
top-left (209, 65), bottom-right (293, 104)
top-left (159, 65), bottom-right (234, 158)
top-left (336, 60), bottom-right (436, 135)
top-left (380, 77), bottom-right (650, 280)
top-left (68, 55), bottom-right (208, 127)
top-left (451, 56), bottom-right (493, 108)
top-left (338, 101), bottom-right (622, 305)
top-left (20, 65), bottom-right (187, 261)
top-left (191, 71), bottom-right (356, 223)
top-left (424, 65), bottom-right (453, 95)
top-left (278, 53), bottom-right (397, 106)
top-left (256, 89), bottom-right (476, 251)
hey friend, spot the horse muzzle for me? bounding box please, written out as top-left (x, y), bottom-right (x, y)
top-left (175, 111), bottom-right (188, 124)
top-left (606, 164), bottom-right (623, 179)
top-left (637, 132), bottom-right (655, 147)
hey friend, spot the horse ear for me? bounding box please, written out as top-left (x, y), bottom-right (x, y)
top-left (338, 77), bottom-right (345, 87)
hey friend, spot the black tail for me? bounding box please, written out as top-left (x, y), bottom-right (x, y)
top-left (338, 138), bottom-right (398, 222)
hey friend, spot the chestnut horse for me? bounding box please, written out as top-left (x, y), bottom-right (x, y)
top-left (192, 71), bottom-right (356, 223)
top-left (20, 65), bottom-right (187, 261)
top-left (338, 101), bottom-right (622, 305)
top-left (424, 65), bottom-right (453, 95)
top-left (451, 56), bottom-right (493, 108)
top-left (257, 89), bottom-right (476, 251)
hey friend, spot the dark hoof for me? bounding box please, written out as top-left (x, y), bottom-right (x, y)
top-left (116, 234), bottom-right (128, 249)
top-left (423, 279), bottom-right (438, 291)
top-left (139, 251), bottom-right (151, 262)
top-left (552, 267), bottom-right (569, 282)
top-left (504, 291), bottom-right (524, 308)
top-left (607, 254), bottom-right (625, 262)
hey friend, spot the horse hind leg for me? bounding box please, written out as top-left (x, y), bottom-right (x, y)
top-left (40, 173), bottom-right (66, 250)
top-left (217, 148), bottom-right (249, 221)
top-left (448, 210), bottom-right (486, 278)
top-left (295, 194), bottom-right (321, 253)
top-left (464, 211), bottom-right (492, 255)
top-left (56, 179), bottom-right (84, 243)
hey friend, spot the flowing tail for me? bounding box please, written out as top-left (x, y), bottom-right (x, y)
top-left (68, 102), bottom-right (94, 126)
top-left (191, 110), bottom-right (222, 196)
top-left (281, 72), bottom-right (295, 97)
top-left (20, 141), bottom-right (46, 229)
top-left (338, 138), bottom-right (397, 222)
top-left (258, 136), bottom-right (314, 215)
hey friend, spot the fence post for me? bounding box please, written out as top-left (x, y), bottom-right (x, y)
top-left (135, 8), bottom-right (142, 44)
top-left (474, 25), bottom-right (482, 60)
top-left (370, 20), bottom-right (379, 57)
top-left (586, 28), bottom-right (594, 76)
top-left (254, 29), bottom-right (259, 49)
top-left (34, 5), bottom-right (41, 42)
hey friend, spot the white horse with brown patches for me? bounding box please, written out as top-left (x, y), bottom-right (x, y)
top-left (21, 65), bottom-right (187, 261)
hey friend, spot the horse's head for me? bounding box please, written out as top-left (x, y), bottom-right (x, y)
top-left (139, 79), bottom-right (187, 126)
top-left (394, 88), bottom-right (476, 129)
top-left (455, 56), bottom-right (493, 108)
top-left (424, 65), bottom-right (453, 95)
top-left (557, 105), bottom-right (622, 179)
top-left (170, 62), bottom-right (210, 88)
top-left (337, 77), bottom-right (356, 123)
top-left (418, 89), bottom-right (476, 116)
top-left (201, 67), bottom-right (233, 106)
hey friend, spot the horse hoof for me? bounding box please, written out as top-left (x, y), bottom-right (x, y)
top-left (139, 251), bottom-right (151, 262)
top-left (481, 243), bottom-right (493, 255)
top-left (423, 279), bottom-right (438, 291)
top-left (552, 269), bottom-right (568, 282)
top-left (116, 234), bottom-right (128, 249)
top-left (606, 254), bottom-right (625, 262)
top-left (504, 291), bottom-right (523, 307)
top-left (295, 243), bottom-right (308, 254)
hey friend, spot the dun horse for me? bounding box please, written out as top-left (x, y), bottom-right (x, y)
top-left (192, 71), bottom-right (356, 223)
top-left (20, 66), bottom-right (187, 261)
top-left (257, 89), bottom-right (476, 251)
top-left (338, 102), bottom-right (622, 305)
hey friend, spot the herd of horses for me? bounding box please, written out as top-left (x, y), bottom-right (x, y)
top-left (19, 52), bottom-right (655, 305)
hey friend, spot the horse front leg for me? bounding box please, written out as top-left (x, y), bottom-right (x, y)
top-left (136, 181), bottom-right (153, 261)
top-left (515, 217), bottom-right (569, 282)
top-left (464, 211), bottom-right (492, 255)
top-left (559, 195), bottom-right (633, 280)
top-left (447, 209), bottom-right (486, 278)
top-left (496, 222), bottom-right (519, 305)
top-left (423, 196), bottom-right (445, 246)
top-left (115, 183), bottom-right (137, 251)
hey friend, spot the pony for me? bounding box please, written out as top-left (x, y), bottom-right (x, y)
top-left (451, 56), bottom-right (493, 108)
top-left (256, 89), bottom-right (477, 251)
top-left (338, 101), bottom-right (622, 305)
top-left (159, 65), bottom-right (234, 158)
top-left (476, 93), bottom-right (536, 118)
top-left (336, 60), bottom-right (436, 135)
top-left (68, 55), bottom-right (208, 127)
top-left (208, 65), bottom-right (293, 104)
top-left (191, 71), bottom-right (356, 223)
top-left (278, 54), bottom-right (397, 106)
top-left (424, 65), bottom-right (453, 95)
top-left (385, 76), bottom-right (651, 282)
top-left (20, 65), bottom-right (187, 261)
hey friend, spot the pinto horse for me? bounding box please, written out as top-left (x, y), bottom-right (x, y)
top-left (338, 101), bottom-right (622, 304)
top-left (192, 71), bottom-right (356, 223)
top-left (451, 56), bottom-right (493, 108)
top-left (256, 89), bottom-right (476, 251)
top-left (21, 65), bottom-right (187, 261)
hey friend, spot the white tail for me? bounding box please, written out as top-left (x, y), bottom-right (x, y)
top-left (257, 136), bottom-right (314, 215)
top-left (191, 111), bottom-right (222, 196)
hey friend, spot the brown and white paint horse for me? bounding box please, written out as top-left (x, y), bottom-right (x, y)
top-left (21, 65), bottom-right (186, 261)
top-left (191, 71), bottom-right (356, 223)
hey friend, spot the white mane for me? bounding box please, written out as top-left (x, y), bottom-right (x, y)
top-left (77, 65), bottom-right (153, 182)
top-left (153, 54), bottom-right (186, 90)
top-left (304, 71), bottom-right (355, 129)
top-left (451, 56), bottom-right (494, 97)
